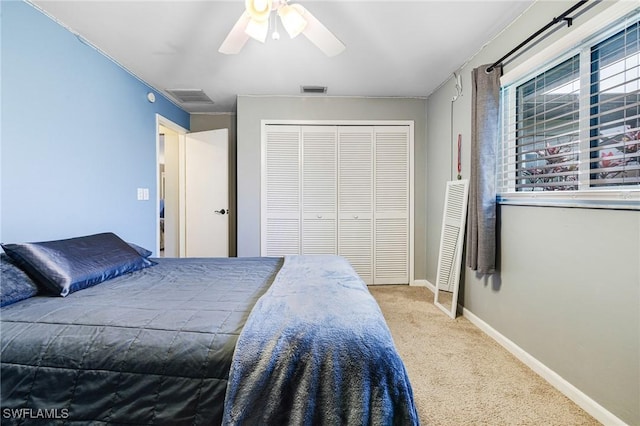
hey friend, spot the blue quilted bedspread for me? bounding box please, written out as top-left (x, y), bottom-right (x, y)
top-left (1, 257), bottom-right (282, 425)
top-left (223, 255), bottom-right (419, 425)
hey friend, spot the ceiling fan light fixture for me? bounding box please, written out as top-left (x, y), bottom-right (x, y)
top-left (245, 0), bottom-right (272, 22)
top-left (220, 0), bottom-right (344, 56)
top-left (245, 18), bottom-right (269, 42)
top-left (278, 4), bottom-right (307, 39)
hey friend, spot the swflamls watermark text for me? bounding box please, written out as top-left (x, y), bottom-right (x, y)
top-left (2, 408), bottom-right (70, 420)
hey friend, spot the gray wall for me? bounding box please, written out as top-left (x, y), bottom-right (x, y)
top-left (236, 95), bottom-right (427, 280)
top-left (426, 1), bottom-right (639, 424)
top-left (190, 113), bottom-right (238, 256)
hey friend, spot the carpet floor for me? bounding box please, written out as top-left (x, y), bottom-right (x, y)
top-left (369, 285), bottom-right (601, 426)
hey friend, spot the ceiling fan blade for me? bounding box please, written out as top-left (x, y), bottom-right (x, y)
top-left (218, 12), bottom-right (251, 54)
top-left (294, 4), bottom-right (345, 57)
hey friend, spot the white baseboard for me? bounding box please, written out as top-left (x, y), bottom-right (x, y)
top-left (411, 280), bottom-right (430, 287)
top-left (462, 308), bottom-right (628, 426)
top-left (412, 279), bottom-right (435, 292)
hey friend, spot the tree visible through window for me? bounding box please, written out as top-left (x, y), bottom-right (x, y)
top-left (515, 55), bottom-right (580, 191)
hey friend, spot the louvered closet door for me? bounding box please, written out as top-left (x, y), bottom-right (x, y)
top-left (338, 127), bottom-right (374, 284)
top-left (302, 126), bottom-right (337, 254)
top-left (264, 125), bottom-right (301, 256)
top-left (374, 126), bottom-right (409, 284)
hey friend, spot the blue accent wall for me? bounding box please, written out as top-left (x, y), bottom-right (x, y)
top-left (1, 1), bottom-right (190, 253)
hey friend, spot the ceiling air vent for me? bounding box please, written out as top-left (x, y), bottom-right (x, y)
top-left (301, 85), bottom-right (327, 94)
top-left (165, 89), bottom-right (214, 104)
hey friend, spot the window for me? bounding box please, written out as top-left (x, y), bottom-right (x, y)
top-left (498, 12), bottom-right (639, 208)
top-left (591, 22), bottom-right (639, 188)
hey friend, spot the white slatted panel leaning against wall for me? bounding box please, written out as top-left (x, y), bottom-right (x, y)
top-left (262, 124), bottom-right (411, 285)
top-left (434, 179), bottom-right (469, 319)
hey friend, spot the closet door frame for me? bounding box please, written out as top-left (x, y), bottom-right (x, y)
top-left (260, 119), bottom-right (415, 285)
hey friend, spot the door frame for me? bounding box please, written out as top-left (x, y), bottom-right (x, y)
top-left (260, 119), bottom-right (415, 285)
top-left (156, 114), bottom-right (188, 257)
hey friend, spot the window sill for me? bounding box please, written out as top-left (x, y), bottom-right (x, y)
top-left (497, 191), bottom-right (640, 211)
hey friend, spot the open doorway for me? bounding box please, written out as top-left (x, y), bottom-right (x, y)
top-left (158, 122), bottom-right (183, 257)
top-left (156, 114), bottom-right (230, 258)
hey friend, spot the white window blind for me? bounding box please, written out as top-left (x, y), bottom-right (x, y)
top-left (591, 21), bottom-right (640, 187)
top-left (498, 11), bottom-right (640, 207)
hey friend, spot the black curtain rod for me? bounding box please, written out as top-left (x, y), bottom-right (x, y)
top-left (486, 0), bottom-right (590, 73)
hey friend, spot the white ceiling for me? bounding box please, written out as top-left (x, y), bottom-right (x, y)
top-left (31, 0), bottom-right (534, 113)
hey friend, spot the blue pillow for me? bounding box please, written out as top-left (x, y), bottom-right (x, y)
top-left (128, 242), bottom-right (153, 258)
top-left (1, 233), bottom-right (155, 297)
top-left (0, 253), bottom-right (39, 307)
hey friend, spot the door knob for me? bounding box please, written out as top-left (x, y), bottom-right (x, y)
top-left (215, 209), bottom-right (227, 215)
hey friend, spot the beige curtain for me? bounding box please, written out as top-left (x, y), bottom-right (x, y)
top-left (466, 64), bottom-right (501, 274)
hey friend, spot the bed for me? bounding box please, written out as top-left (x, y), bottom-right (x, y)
top-left (0, 233), bottom-right (419, 425)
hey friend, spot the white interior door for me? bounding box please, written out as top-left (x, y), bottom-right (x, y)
top-left (185, 129), bottom-right (229, 257)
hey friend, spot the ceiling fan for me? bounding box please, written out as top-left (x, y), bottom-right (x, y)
top-left (219, 0), bottom-right (346, 57)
